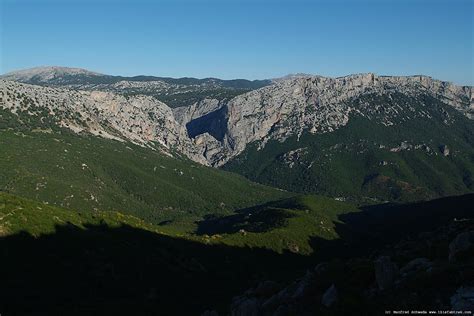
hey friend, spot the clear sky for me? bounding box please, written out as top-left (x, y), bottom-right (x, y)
top-left (1, 0), bottom-right (473, 84)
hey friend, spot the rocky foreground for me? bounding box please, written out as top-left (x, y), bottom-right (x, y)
top-left (204, 219), bottom-right (474, 315)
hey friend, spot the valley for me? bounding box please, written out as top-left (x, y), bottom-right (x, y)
top-left (0, 67), bottom-right (473, 315)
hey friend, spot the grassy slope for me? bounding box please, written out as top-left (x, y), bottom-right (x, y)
top-left (2, 191), bottom-right (473, 315)
top-left (0, 103), bottom-right (360, 255)
top-left (193, 195), bottom-right (359, 254)
top-left (224, 93), bottom-right (474, 203)
top-left (0, 190), bottom-right (358, 255)
top-left (0, 191), bottom-right (357, 314)
top-left (0, 191), bottom-right (159, 237)
top-left (0, 192), bottom-right (306, 315)
top-left (0, 128), bottom-right (289, 226)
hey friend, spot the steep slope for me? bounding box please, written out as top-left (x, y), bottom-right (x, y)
top-left (0, 128), bottom-right (289, 226)
top-left (194, 195), bottom-right (359, 255)
top-left (2, 191), bottom-right (472, 315)
top-left (0, 79), bottom-right (206, 163)
top-left (226, 194), bottom-right (474, 315)
top-left (181, 74), bottom-right (473, 202)
top-left (183, 74), bottom-right (473, 166)
top-left (223, 92), bottom-right (474, 202)
top-left (0, 192), bottom-right (306, 315)
top-left (0, 191), bottom-right (159, 237)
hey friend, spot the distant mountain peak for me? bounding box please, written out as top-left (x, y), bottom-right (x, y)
top-left (3, 65), bottom-right (102, 77)
top-left (1, 66), bottom-right (104, 84)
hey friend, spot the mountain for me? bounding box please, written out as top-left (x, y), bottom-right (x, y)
top-left (196, 74), bottom-right (473, 202)
top-left (0, 80), bottom-right (290, 225)
top-left (1, 66), bottom-right (271, 107)
top-left (2, 69), bottom-right (473, 203)
top-left (1, 66), bottom-right (103, 84)
top-left (184, 73), bottom-right (473, 165)
top-left (0, 78), bottom-right (207, 163)
top-left (0, 127), bottom-right (289, 227)
top-left (1, 66), bottom-right (474, 315)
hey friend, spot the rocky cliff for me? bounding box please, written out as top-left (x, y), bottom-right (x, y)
top-left (1, 70), bottom-right (473, 168)
top-left (182, 73), bottom-right (473, 166)
top-left (0, 79), bottom-right (206, 164)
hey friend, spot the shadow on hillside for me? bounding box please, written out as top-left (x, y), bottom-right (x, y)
top-left (196, 207), bottom-right (295, 235)
top-left (308, 193), bottom-right (474, 259)
top-left (196, 193), bottom-right (474, 262)
top-left (0, 223), bottom-right (307, 316)
top-left (1, 194), bottom-right (473, 316)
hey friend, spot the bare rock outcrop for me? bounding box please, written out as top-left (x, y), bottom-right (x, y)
top-left (2, 73), bottom-right (472, 167)
top-left (374, 256), bottom-right (399, 290)
top-left (449, 231), bottom-right (474, 262)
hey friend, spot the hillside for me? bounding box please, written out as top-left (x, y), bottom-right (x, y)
top-left (226, 194), bottom-right (474, 315)
top-left (193, 195), bottom-right (359, 255)
top-left (2, 192), bottom-right (473, 315)
top-left (224, 92), bottom-right (474, 202)
top-left (0, 127), bottom-right (289, 226)
top-left (0, 192), bottom-right (356, 315)
top-left (2, 70), bottom-right (473, 204)
top-left (0, 192), bottom-right (303, 315)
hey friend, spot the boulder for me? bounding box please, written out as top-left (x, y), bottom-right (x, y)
top-left (261, 294), bottom-right (282, 314)
top-left (375, 256), bottom-right (399, 290)
top-left (314, 262), bottom-right (329, 276)
top-left (449, 231), bottom-right (474, 262)
top-left (321, 284), bottom-right (338, 307)
top-left (253, 280), bottom-right (280, 297)
top-left (273, 304), bottom-right (291, 316)
top-left (291, 270), bottom-right (314, 299)
top-left (440, 144), bottom-right (450, 156)
top-left (450, 287), bottom-right (474, 311)
top-left (400, 258), bottom-right (433, 276)
top-left (230, 297), bottom-right (260, 316)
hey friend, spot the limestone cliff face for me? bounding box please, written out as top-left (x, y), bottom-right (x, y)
top-left (183, 74), bottom-right (473, 165)
top-left (0, 80), bottom-right (207, 164)
top-left (1, 73), bottom-right (472, 167)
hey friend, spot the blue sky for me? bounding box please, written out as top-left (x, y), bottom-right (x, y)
top-left (1, 0), bottom-right (473, 84)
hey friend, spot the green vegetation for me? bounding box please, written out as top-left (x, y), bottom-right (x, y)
top-left (0, 191), bottom-right (358, 254)
top-left (0, 192), bottom-right (309, 315)
top-left (22, 73), bottom-right (271, 107)
top-left (194, 195), bottom-right (359, 254)
top-left (0, 191), bottom-right (159, 237)
top-left (224, 93), bottom-right (474, 203)
top-left (127, 87), bottom-right (255, 108)
top-left (0, 126), bottom-right (289, 226)
top-left (2, 83), bottom-right (474, 315)
top-left (1, 188), bottom-right (473, 315)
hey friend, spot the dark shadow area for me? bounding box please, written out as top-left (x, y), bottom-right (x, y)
top-left (198, 193), bottom-right (474, 260)
top-left (186, 106), bottom-right (228, 141)
top-left (1, 194), bottom-right (473, 315)
top-left (0, 223), bottom-right (308, 316)
top-left (196, 196), bottom-right (313, 235)
top-left (196, 207), bottom-right (295, 235)
top-left (309, 193), bottom-right (474, 260)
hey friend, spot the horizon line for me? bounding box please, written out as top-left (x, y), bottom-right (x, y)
top-left (1, 65), bottom-right (472, 86)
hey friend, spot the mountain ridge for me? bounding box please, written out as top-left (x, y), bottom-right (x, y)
top-left (3, 66), bottom-right (473, 88)
top-left (2, 67), bottom-right (473, 202)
